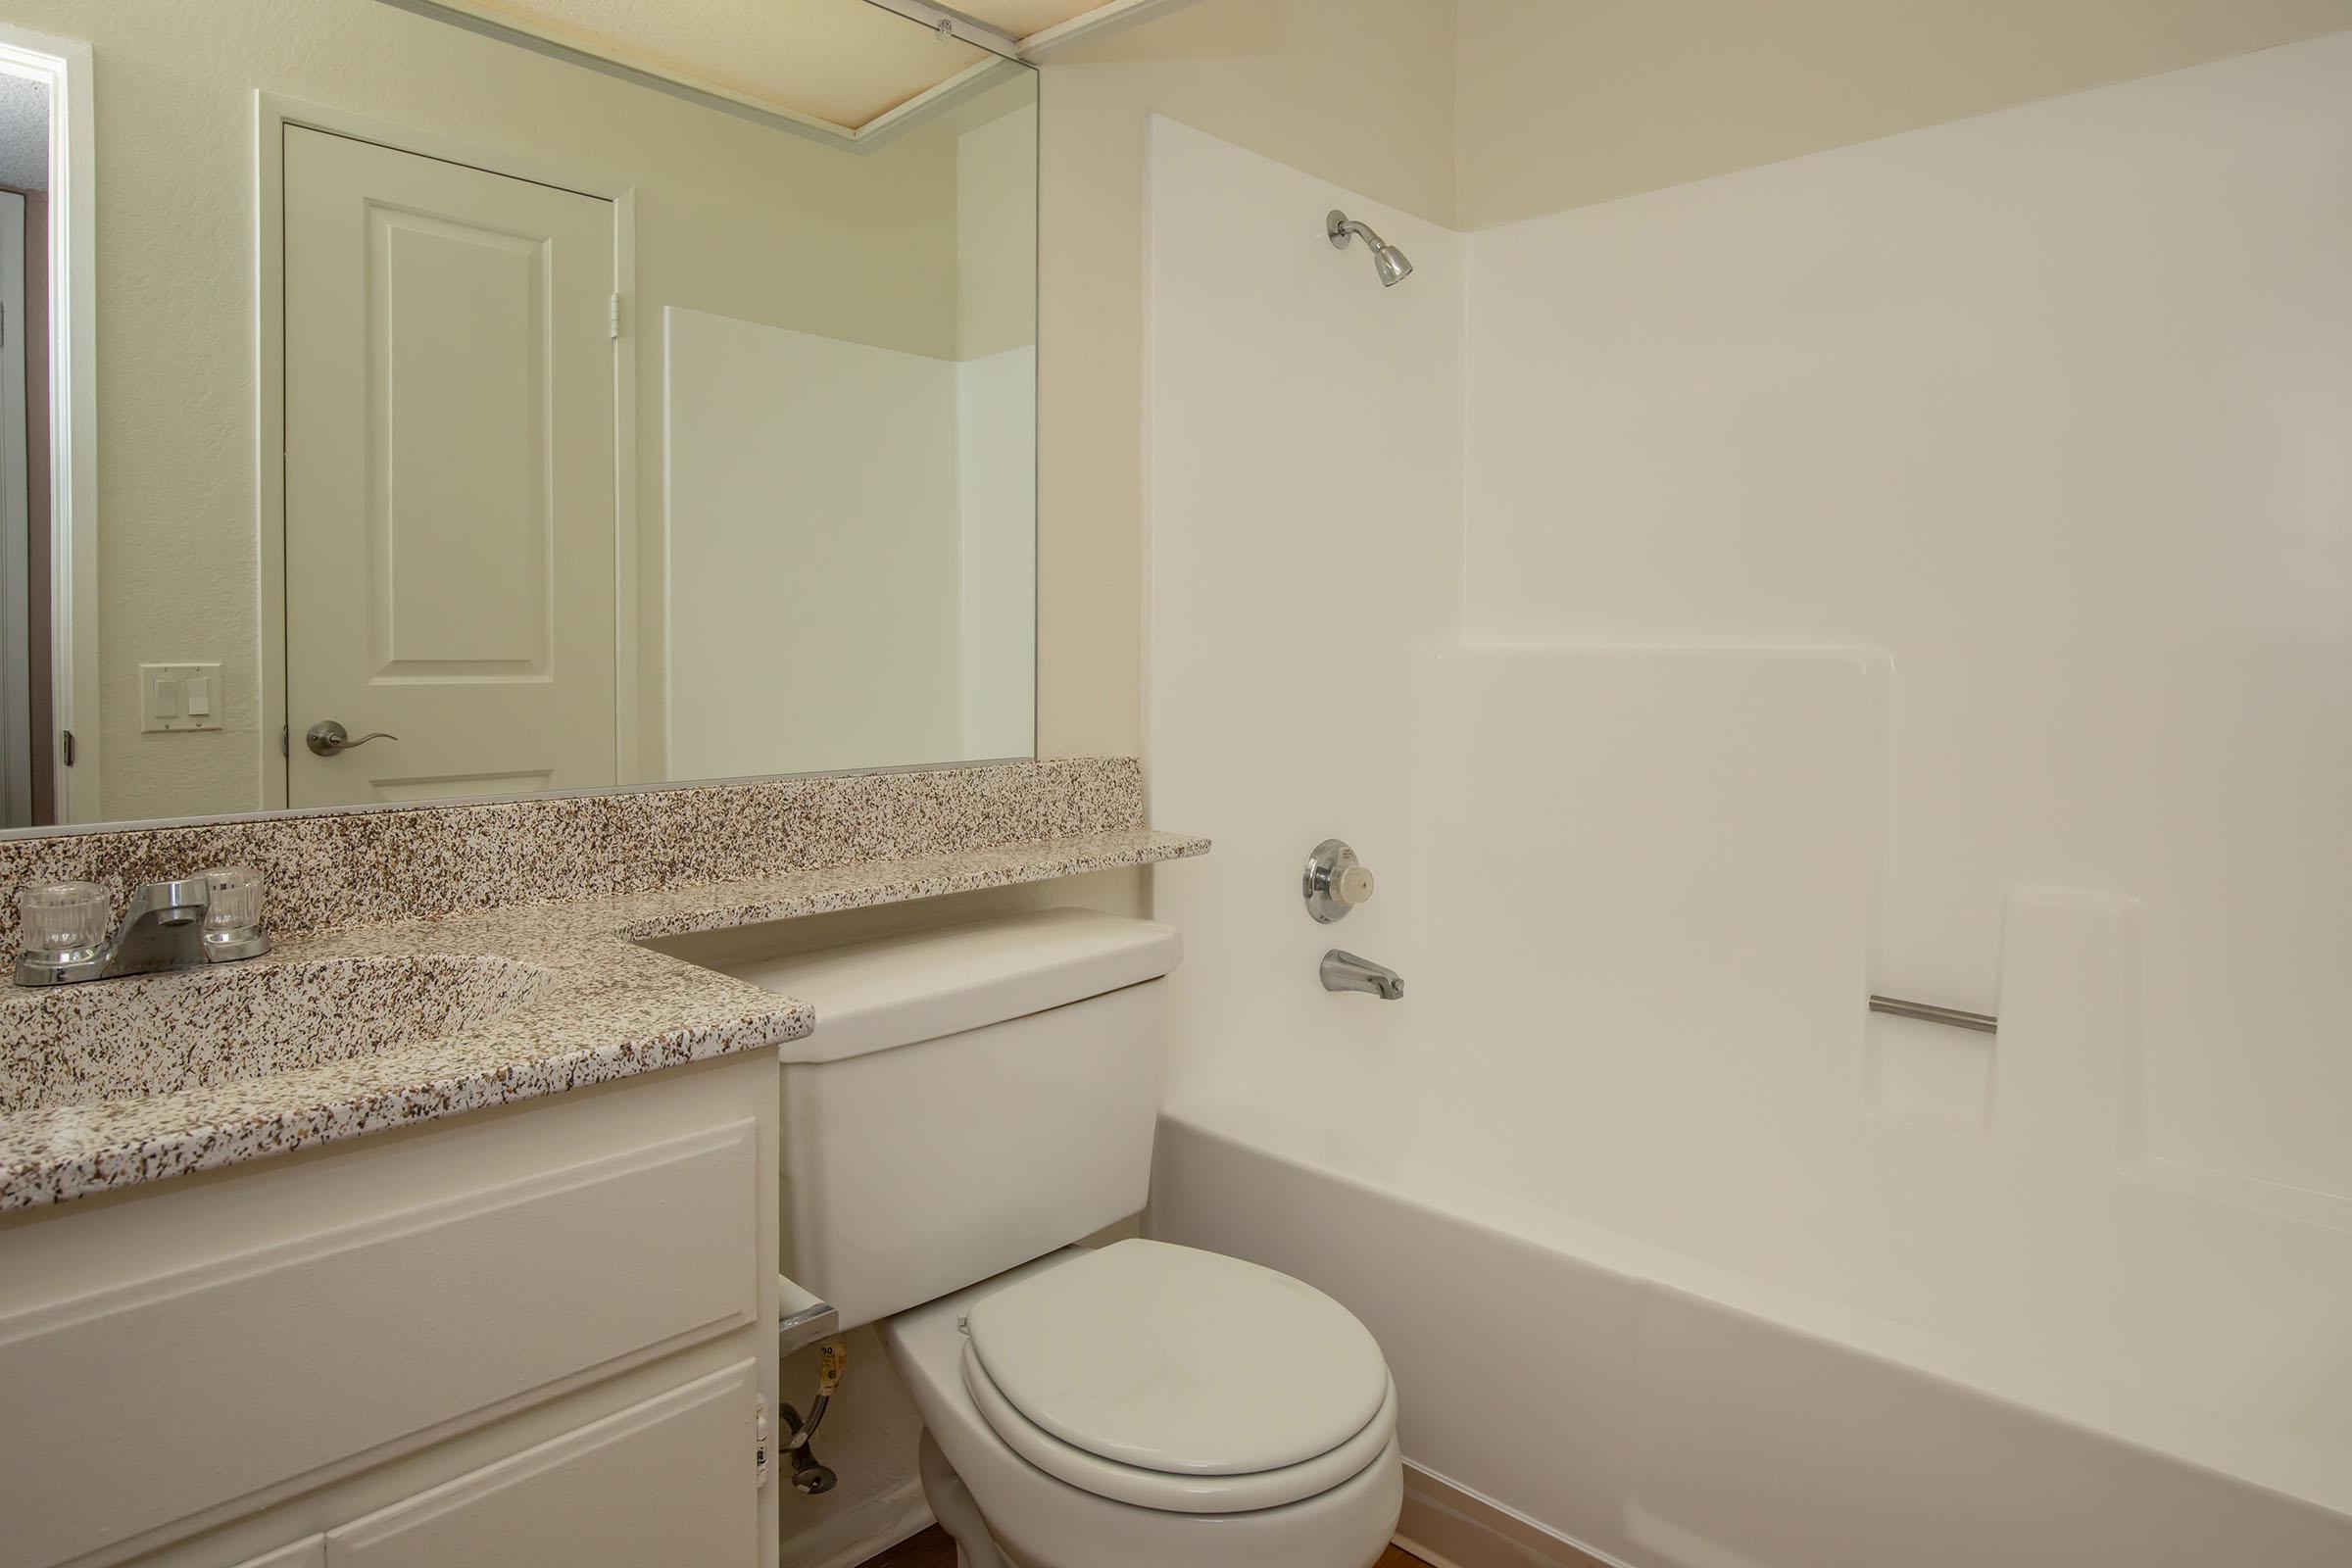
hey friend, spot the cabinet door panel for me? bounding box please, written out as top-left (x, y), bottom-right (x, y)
top-left (326, 1361), bottom-right (759, 1568)
top-left (0, 1122), bottom-right (758, 1568)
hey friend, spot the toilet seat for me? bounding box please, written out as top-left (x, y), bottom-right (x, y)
top-left (957, 1240), bottom-right (1396, 1514)
top-left (882, 1247), bottom-right (1404, 1568)
top-left (963, 1341), bottom-right (1397, 1513)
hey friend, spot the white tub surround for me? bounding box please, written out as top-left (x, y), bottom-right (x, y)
top-left (1145, 30), bottom-right (2352, 1568)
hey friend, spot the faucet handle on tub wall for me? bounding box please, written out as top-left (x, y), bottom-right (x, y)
top-left (1303, 839), bottom-right (1376, 923)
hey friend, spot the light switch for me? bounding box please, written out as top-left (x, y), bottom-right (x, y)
top-left (139, 663), bottom-right (223, 733)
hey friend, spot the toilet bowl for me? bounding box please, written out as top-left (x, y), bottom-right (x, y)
top-left (712, 909), bottom-right (1403, 1567)
top-left (880, 1243), bottom-right (1403, 1568)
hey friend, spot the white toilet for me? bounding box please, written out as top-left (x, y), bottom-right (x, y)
top-left (728, 908), bottom-right (1402, 1568)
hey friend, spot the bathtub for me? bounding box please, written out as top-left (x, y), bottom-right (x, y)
top-left (1149, 1088), bottom-right (2352, 1568)
top-left (1142, 67), bottom-right (2352, 1565)
top-left (1141, 640), bottom-right (2352, 1567)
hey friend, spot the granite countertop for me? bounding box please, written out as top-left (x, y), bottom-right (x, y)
top-left (0, 827), bottom-right (1207, 1211)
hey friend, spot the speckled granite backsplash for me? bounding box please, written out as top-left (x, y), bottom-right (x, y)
top-left (0, 759), bottom-right (1144, 953)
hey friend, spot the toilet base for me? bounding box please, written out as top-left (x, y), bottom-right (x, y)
top-left (883, 1250), bottom-right (1401, 1568)
top-left (920, 1429), bottom-right (1013, 1568)
top-left (905, 1416), bottom-right (1399, 1568)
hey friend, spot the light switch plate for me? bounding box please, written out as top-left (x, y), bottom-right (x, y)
top-left (139, 663), bottom-right (223, 733)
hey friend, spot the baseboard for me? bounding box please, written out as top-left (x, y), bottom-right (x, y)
top-left (794, 1453), bottom-right (1616, 1568)
top-left (1395, 1463), bottom-right (1627, 1568)
top-left (789, 1478), bottom-right (931, 1568)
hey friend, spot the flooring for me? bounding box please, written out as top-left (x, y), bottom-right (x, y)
top-left (854, 1526), bottom-right (1434, 1567)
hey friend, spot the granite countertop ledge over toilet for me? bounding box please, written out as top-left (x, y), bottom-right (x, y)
top-left (0, 760), bottom-right (1207, 1210)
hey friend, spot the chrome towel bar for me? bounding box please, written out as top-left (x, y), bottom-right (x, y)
top-left (1868, 995), bottom-right (1997, 1034)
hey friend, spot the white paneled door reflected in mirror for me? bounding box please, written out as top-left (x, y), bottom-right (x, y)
top-left (0, 0), bottom-right (1037, 830)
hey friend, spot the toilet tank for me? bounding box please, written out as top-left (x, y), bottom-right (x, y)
top-left (713, 908), bottom-right (1181, 1329)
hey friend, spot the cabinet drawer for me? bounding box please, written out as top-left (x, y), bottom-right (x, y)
top-left (324, 1360), bottom-right (760, 1568)
top-left (1, 1120), bottom-right (759, 1568)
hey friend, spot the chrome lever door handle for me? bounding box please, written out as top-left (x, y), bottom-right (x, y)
top-left (305, 719), bottom-right (398, 756)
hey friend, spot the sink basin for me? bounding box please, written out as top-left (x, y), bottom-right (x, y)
top-left (0, 955), bottom-right (553, 1113)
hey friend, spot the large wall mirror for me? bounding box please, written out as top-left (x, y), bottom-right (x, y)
top-left (0, 0), bottom-right (1038, 833)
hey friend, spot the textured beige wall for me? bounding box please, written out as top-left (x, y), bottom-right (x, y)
top-left (1032, 0), bottom-right (1458, 767)
top-left (954, 77), bottom-right (1041, 362)
top-left (1455, 0), bottom-right (2352, 226)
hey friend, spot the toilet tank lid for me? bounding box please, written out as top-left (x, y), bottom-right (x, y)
top-left (729, 908), bottom-right (1182, 1064)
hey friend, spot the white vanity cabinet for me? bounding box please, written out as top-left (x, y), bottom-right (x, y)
top-left (0, 1054), bottom-right (780, 1568)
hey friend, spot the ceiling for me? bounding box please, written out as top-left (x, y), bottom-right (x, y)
top-left (427, 0), bottom-right (1174, 137)
top-left (956, 2), bottom-right (1117, 34)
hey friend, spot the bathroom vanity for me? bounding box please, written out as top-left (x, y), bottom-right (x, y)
top-left (0, 774), bottom-right (1206, 1568)
top-left (0, 0), bottom-right (1216, 1561)
top-left (0, 1051), bottom-right (783, 1568)
top-left (0, 881), bottom-right (805, 1568)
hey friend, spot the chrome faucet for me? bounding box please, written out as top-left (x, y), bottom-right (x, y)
top-left (13, 868), bottom-right (270, 986)
top-left (1320, 949), bottom-right (1403, 1001)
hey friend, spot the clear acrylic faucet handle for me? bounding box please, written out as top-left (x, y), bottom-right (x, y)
top-left (16, 880), bottom-right (111, 958)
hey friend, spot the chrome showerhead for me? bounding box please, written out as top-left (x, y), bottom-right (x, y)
top-left (1327, 209), bottom-right (1413, 287)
